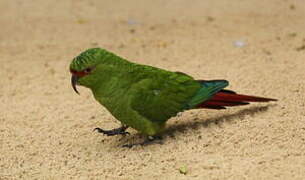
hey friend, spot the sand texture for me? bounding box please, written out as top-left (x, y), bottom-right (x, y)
top-left (1, 0), bottom-right (305, 179)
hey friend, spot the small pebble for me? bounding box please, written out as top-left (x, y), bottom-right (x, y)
top-left (233, 40), bottom-right (246, 47)
top-left (127, 19), bottom-right (139, 25)
top-left (179, 166), bottom-right (188, 175)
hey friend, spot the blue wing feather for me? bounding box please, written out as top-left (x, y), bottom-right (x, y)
top-left (186, 80), bottom-right (229, 109)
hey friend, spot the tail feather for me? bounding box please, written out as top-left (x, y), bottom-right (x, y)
top-left (213, 90), bottom-right (277, 102)
top-left (201, 100), bottom-right (249, 107)
top-left (197, 89), bottom-right (277, 110)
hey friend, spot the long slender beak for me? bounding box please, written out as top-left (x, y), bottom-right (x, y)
top-left (71, 75), bottom-right (80, 95)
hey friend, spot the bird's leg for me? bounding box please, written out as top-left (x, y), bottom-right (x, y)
top-left (94, 125), bottom-right (129, 136)
top-left (122, 135), bottom-right (163, 148)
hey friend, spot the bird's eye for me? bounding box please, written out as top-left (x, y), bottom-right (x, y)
top-left (84, 68), bottom-right (92, 73)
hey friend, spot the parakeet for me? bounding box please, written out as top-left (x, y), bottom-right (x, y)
top-left (70, 48), bottom-right (276, 142)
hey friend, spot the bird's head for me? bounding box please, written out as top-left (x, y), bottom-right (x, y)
top-left (69, 48), bottom-right (105, 94)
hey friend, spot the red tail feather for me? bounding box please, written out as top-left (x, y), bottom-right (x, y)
top-left (198, 90), bottom-right (277, 110)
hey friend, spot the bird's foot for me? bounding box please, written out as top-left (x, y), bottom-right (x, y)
top-left (94, 126), bottom-right (129, 136)
top-left (122, 136), bottom-right (163, 148)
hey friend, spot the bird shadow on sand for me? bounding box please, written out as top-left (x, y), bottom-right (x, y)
top-left (164, 104), bottom-right (276, 138)
top-left (116, 104), bottom-right (276, 147)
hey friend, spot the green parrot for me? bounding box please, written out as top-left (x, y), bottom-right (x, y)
top-left (70, 48), bottom-right (276, 144)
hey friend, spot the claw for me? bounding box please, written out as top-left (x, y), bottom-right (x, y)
top-left (93, 127), bottom-right (106, 133)
top-left (93, 127), bottom-right (129, 136)
top-left (122, 136), bottom-right (163, 148)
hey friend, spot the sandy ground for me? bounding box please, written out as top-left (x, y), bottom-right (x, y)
top-left (1, 0), bottom-right (305, 179)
